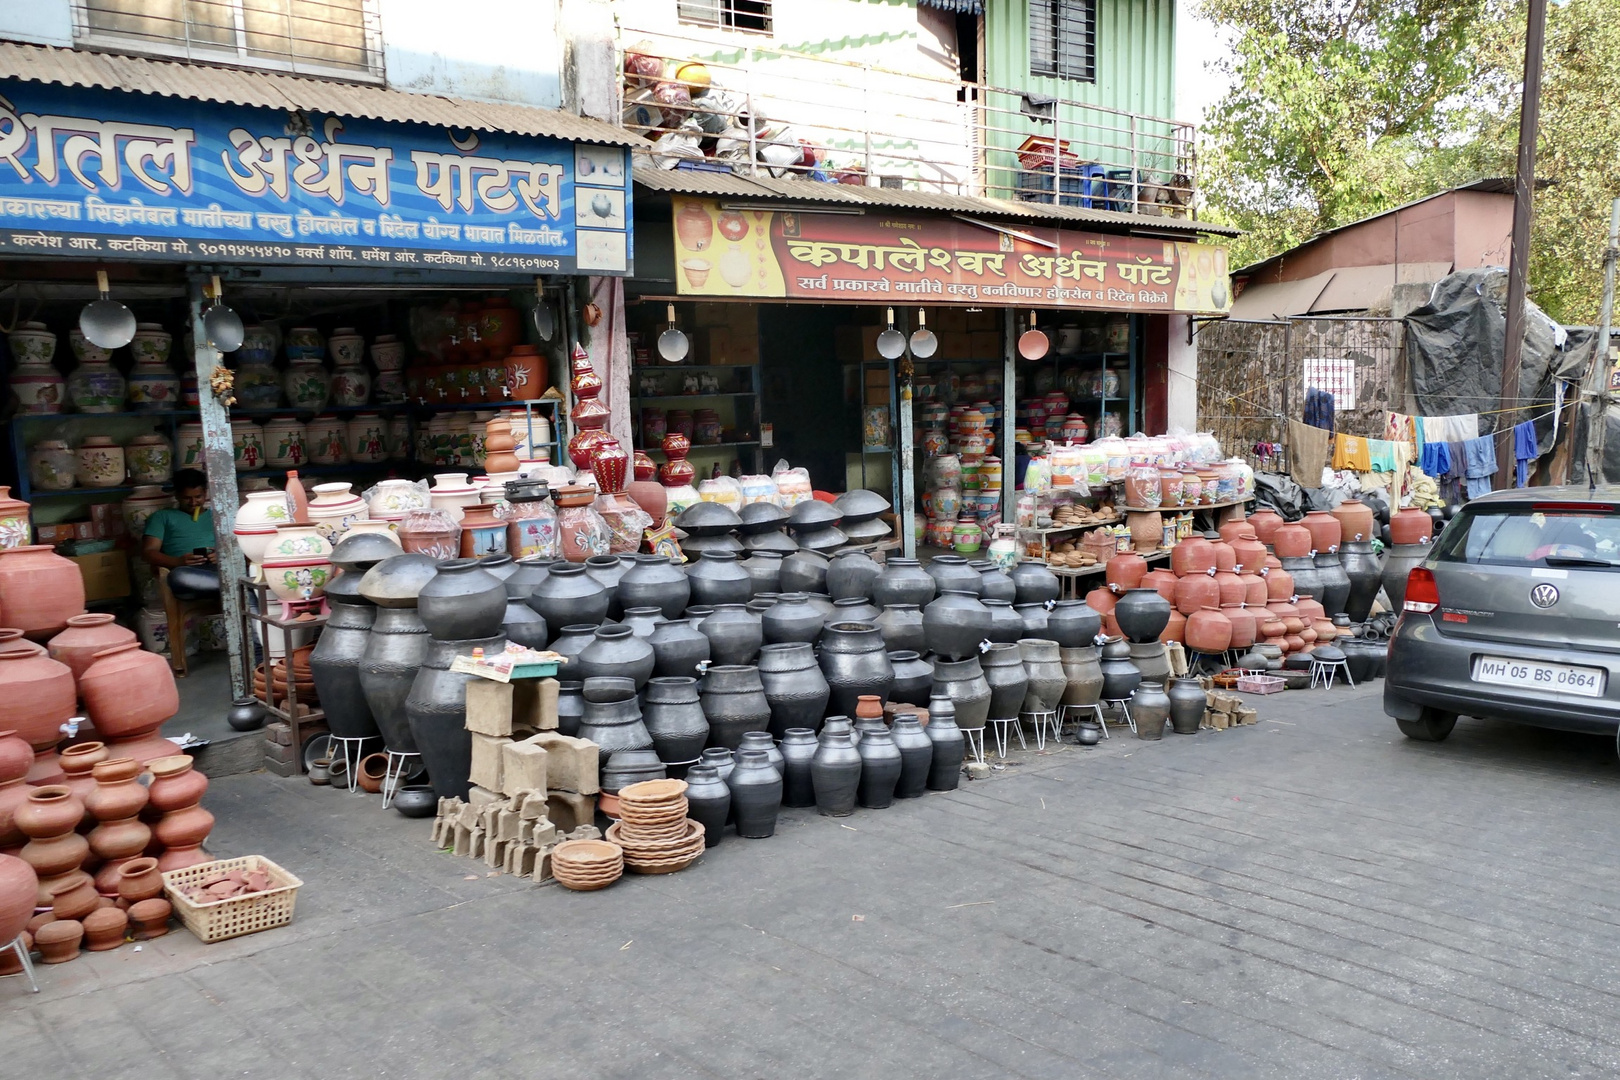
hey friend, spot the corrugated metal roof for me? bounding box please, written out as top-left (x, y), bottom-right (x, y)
top-left (0, 41), bottom-right (636, 146)
top-left (633, 166), bottom-right (1241, 237)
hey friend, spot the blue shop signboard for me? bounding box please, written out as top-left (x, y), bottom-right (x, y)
top-left (0, 81), bottom-right (632, 274)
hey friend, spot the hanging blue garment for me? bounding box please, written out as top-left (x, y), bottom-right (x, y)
top-left (1462, 435), bottom-right (1497, 499)
top-left (1513, 421), bottom-right (1538, 486)
top-left (1419, 440), bottom-right (1451, 480)
top-left (1303, 388), bottom-right (1335, 431)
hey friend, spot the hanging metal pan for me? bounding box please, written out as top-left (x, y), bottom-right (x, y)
top-left (203, 303), bottom-right (245, 352)
top-left (656, 303), bottom-right (690, 363)
top-left (876, 327), bottom-right (907, 360)
top-left (1017, 327), bottom-right (1050, 361)
top-left (909, 311), bottom-right (938, 358)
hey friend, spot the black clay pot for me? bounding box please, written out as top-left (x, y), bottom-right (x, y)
top-left (576, 624), bottom-right (656, 688)
top-left (477, 553), bottom-right (517, 583)
top-left (740, 552), bottom-right (784, 596)
top-left (981, 598), bottom-right (1024, 643)
top-left (803, 593), bottom-right (836, 623)
top-left (1045, 599), bottom-right (1102, 648)
top-left (925, 554), bottom-right (982, 596)
top-left (698, 603), bottom-right (763, 666)
top-left (1281, 555), bottom-right (1323, 603)
top-left (762, 591), bottom-right (824, 645)
top-left (1113, 587), bottom-right (1172, 644)
top-left (855, 727), bottom-right (902, 809)
top-left (417, 559), bottom-right (507, 641)
top-left (620, 606), bottom-right (664, 640)
top-left (1133, 679), bottom-right (1171, 740)
top-left (309, 572), bottom-right (378, 740)
top-left (887, 650), bottom-right (934, 707)
top-left (1128, 640), bottom-right (1171, 684)
top-left (505, 556), bottom-right (551, 600)
top-left (819, 622), bottom-right (894, 716)
top-left (1313, 551), bottom-right (1352, 617)
top-left (1167, 677), bottom-right (1205, 734)
top-left (332, 530), bottom-right (403, 573)
top-left (406, 634), bottom-right (505, 798)
top-left (925, 692), bottom-right (965, 789)
top-left (1382, 543), bottom-right (1431, 610)
top-left (686, 550), bottom-right (753, 607)
top-left (641, 676), bottom-right (708, 764)
top-left (225, 696), bottom-right (267, 732)
top-left (829, 596), bottom-right (882, 627)
top-left (555, 680), bottom-right (584, 737)
top-left (360, 606), bottom-right (429, 753)
top-left (891, 715), bottom-right (932, 799)
top-left (1338, 541), bottom-right (1384, 623)
top-left (779, 728), bottom-right (818, 807)
top-left (812, 720), bottom-right (862, 817)
top-left (757, 642), bottom-right (830, 738)
top-left (501, 599), bottom-right (549, 650)
top-left (971, 561), bottom-right (1017, 603)
top-left (1059, 645), bottom-right (1104, 707)
top-left (683, 763), bottom-right (730, 844)
top-left (779, 549), bottom-right (830, 594)
top-left (1018, 638), bottom-right (1067, 714)
top-left (735, 730), bottom-right (784, 775)
top-left (1014, 602), bottom-right (1049, 638)
top-left (981, 642), bottom-right (1028, 721)
top-left (931, 656), bottom-right (991, 731)
top-left (649, 618), bottom-right (710, 678)
top-left (1010, 561), bottom-right (1061, 606)
top-left (616, 554), bottom-right (690, 619)
top-left (576, 678), bottom-right (654, 766)
top-left (1098, 638), bottom-right (1141, 701)
top-left (527, 563), bottom-right (610, 628)
top-left (872, 557), bottom-right (935, 608)
top-left (746, 596), bottom-right (778, 617)
top-left (585, 554), bottom-right (631, 619)
top-left (728, 749), bottom-right (783, 838)
top-left (549, 623), bottom-right (598, 666)
top-left (699, 746), bottom-right (735, 788)
top-left (826, 549), bottom-right (882, 600)
top-left (923, 590), bottom-right (993, 661)
top-left (357, 552), bottom-right (437, 608)
top-left (874, 603), bottom-right (926, 654)
top-left (601, 749), bottom-right (666, 792)
top-left (699, 665), bottom-right (771, 750)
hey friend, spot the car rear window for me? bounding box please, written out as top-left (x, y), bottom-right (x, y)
top-left (1434, 505), bottom-right (1620, 569)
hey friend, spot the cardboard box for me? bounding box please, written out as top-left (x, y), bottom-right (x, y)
top-left (90, 503), bottom-right (126, 539)
top-left (693, 302), bottom-right (733, 327)
top-left (35, 523), bottom-right (77, 545)
top-left (73, 520), bottom-right (101, 540)
top-left (695, 326), bottom-right (732, 363)
top-left (968, 331), bottom-right (1002, 358)
top-left (68, 551), bottom-right (131, 602)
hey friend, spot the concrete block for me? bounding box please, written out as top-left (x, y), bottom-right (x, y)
top-left (261, 756), bottom-right (296, 777)
top-left (265, 721), bottom-right (293, 746)
top-left (469, 733), bottom-right (508, 792)
top-left (468, 784), bottom-right (502, 808)
top-left (546, 791), bottom-right (598, 832)
top-left (515, 789), bottom-right (549, 819)
top-left (496, 810), bottom-right (523, 843)
top-left (465, 679), bottom-right (514, 737)
top-left (262, 739), bottom-right (297, 764)
top-left (501, 740), bottom-right (548, 795)
top-left (530, 732), bottom-right (598, 794)
top-left (531, 844), bottom-right (554, 882)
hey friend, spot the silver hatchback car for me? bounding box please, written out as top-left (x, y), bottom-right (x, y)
top-left (1384, 485), bottom-right (1620, 741)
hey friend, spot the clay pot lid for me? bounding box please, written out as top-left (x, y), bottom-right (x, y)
top-left (788, 500), bottom-right (842, 529)
top-left (674, 501), bottom-right (742, 536)
top-left (331, 531), bottom-right (402, 573)
top-left (619, 778), bottom-right (687, 804)
top-left (553, 839), bottom-right (624, 864)
top-left (833, 488), bottom-right (890, 522)
top-left (737, 501), bottom-right (789, 534)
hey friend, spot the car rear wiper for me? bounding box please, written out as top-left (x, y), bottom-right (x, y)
top-left (1541, 556), bottom-right (1617, 568)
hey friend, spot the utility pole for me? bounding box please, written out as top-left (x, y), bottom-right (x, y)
top-left (1583, 200), bottom-right (1620, 485)
top-left (1495, 0), bottom-right (1549, 490)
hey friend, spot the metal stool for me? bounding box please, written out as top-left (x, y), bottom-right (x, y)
top-left (1102, 698), bottom-right (1137, 735)
top-left (1022, 710), bottom-right (1058, 751)
top-left (381, 750), bottom-right (422, 807)
top-left (1061, 702), bottom-right (1108, 738)
top-left (330, 736), bottom-right (370, 794)
top-left (2, 935), bottom-right (39, 993)
top-left (988, 716), bottom-right (1025, 759)
top-left (1310, 655), bottom-right (1354, 689)
top-left (961, 726), bottom-right (986, 764)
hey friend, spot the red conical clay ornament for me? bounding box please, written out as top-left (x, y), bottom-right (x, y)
top-left (658, 431), bottom-right (696, 488)
top-left (566, 345), bottom-right (613, 470)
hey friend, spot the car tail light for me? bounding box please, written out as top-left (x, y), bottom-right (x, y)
top-left (1404, 567), bottom-right (1440, 613)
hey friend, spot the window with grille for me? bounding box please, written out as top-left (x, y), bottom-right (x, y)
top-left (678, 0), bottom-right (773, 35)
top-left (74, 0), bottom-right (383, 79)
top-left (1030, 0), bottom-right (1096, 83)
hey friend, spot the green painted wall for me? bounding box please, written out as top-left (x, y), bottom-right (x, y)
top-left (983, 0), bottom-right (1176, 116)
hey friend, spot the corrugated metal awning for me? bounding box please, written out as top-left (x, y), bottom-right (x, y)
top-left (633, 166), bottom-right (1241, 237)
top-left (917, 0), bottom-right (985, 13)
top-left (1232, 262), bottom-right (1454, 318)
top-left (0, 41), bottom-right (636, 147)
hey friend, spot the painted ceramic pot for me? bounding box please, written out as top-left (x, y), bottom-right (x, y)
top-left (283, 359), bottom-right (331, 410)
top-left (127, 355), bottom-right (179, 411)
top-left (67, 355), bottom-right (127, 413)
top-left (124, 434), bottom-right (174, 485)
top-left (231, 419), bottom-right (267, 470)
top-left (8, 323), bottom-right (63, 413)
top-left (75, 436), bottom-right (125, 487)
top-left (28, 440), bottom-right (76, 492)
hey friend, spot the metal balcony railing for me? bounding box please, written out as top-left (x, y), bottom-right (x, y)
top-left (619, 30), bottom-right (1196, 217)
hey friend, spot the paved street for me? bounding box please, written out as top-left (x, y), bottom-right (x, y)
top-left (8, 683), bottom-right (1620, 1080)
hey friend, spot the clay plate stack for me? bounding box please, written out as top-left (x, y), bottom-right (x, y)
top-left (551, 839), bottom-right (624, 891)
top-left (608, 779), bottom-right (706, 874)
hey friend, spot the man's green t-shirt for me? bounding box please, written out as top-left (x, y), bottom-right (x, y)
top-left (144, 507), bottom-right (216, 558)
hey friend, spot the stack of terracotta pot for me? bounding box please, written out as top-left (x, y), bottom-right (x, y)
top-left (1238, 509), bottom-right (1347, 656)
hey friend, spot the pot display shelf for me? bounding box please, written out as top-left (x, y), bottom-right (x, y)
top-left (235, 576), bottom-right (329, 773)
top-left (1049, 550), bottom-right (1171, 599)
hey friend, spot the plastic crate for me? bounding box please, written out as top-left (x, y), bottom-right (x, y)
top-left (1236, 674), bottom-right (1287, 695)
top-left (162, 855), bottom-right (303, 943)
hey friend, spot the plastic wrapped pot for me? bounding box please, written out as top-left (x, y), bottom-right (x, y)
top-left (1167, 677), bottom-right (1205, 734)
top-left (826, 549), bottom-right (881, 600)
top-left (874, 603), bottom-right (926, 654)
top-left (818, 622), bottom-right (894, 716)
top-left (527, 563), bottom-right (609, 629)
top-left (762, 592), bottom-right (824, 645)
top-left (871, 557), bottom-right (935, 608)
top-left (1045, 599), bottom-right (1102, 648)
top-left (981, 598), bottom-right (1024, 643)
top-left (887, 650), bottom-right (934, 707)
top-left (971, 561), bottom-right (1017, 603)
top-left (1010, 562), bottom-right (1061, 606)
top-left (585, 554), bottom-right (631, 619)
top-left (1098, 638), bottom-right (1141, 700)
top-left (686, 550), bottom-right (753, 607)
top-left (683, 763), bottom-right (730, 845)
top-left (501, 600), bottom-right (549, 650)
top-left (1132, 679), bottom-right (1171, 740)
top-left (981, 642), bottom-right (1028, 721)
top-left (1113, 587), bottom-right (1171, 644)
top-left (696, 603), bottom-right (763, 667)
top-left (554, 680), bottom-right (584, 737)
top-left (417, 559), bottom-right (506, 641)
top-left (890, 715), bottom-right (932, 799)
top-left (779, 728), bottom-right (818, 807)
top-left (924, 554), bottom-right (981, 596)
top-left (740, 552), bottom-right (784, 596)
top-left (922, 590), bottom-right (993, 661)
top-left (405, 634), bottom-right (505, 798)
top-left (576, 625), bottom-right (656, 688)
top-left (778, 550), bottom-right (830, 594)
top-left (699, 665), bottom-right (771, 750)
top-left (649, 618), bottom-right (710, 679)
top-left (359, 606), bottom-right (429, 753)
top-left (1314, 551), bottom-right (1352, 617)
top-left (812, 720), bottom-right (862, 817)
top-left (925, 693), bottom-right (965, 789)
top-left (854, 726), bottom-right (901, 809)
top-left (931, 657), bottom-right (990, 731)
top-left (728, 748), bottom-right (782, 838)
top-left (616, 554), bottom-right (690, 619)
top-left (757, 642), bottom-right (830, 738)
top-left (308, 571), bottom-right (378, 740)
top-left (575, 677), bottom-right (654, 766)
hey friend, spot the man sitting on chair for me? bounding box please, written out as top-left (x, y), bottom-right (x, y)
top-left (141, 468), bottom-right (219, 598)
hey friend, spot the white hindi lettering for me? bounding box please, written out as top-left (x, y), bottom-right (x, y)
top-left (410, 133), bottom-right (564, 221)
top-left (0, 99), bottom-right (195, 196)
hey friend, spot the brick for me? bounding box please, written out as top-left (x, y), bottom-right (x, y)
top-left (467, 784), bottom-right (502, 807)
top-left (496, 810), bottom-right (522, 843)
top-left (262, 740), bottom-right (297, 764)
top-left (515, 789), bottom-right (548, 818)
top-left (501, 739), bottom-right (548, 795)
top-left (262, 756), bottom-right (296, 777)
top-left (530, 732), bottom-right (598, 794)
top-left (546, 790), bottom-right (598, 832)
top-left (518, 678), bottom-right (559, 732)
top-left (264, 721), bottom-right (293, 747)
top-left (465, 680), bottom-right (514, 737)
top-left (469, 733), bottom-right (508, 791)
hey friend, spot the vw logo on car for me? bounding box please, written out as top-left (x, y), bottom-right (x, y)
top-left (1530, 583), bottom-right (1560, 609)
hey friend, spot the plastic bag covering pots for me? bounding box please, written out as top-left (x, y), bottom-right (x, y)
top-left (854, 726), bottom-right (902, 809)
top-left (1009, 561), bottom-right (1060, 606)
top-left (0, 545), bottom-right (86, 640)
top-left (79, 642), bottom-right (179, 763)
top-left (1133, 680), bottom-right (1171, 740)
top-left (308, 572), bottom-right (379, 740)
top-left (888, 650), bottom-right (934, 707)
top-left (890, 715), bottom-right (932, 799)
top-left (739, 552), bottom-right (784, 597)
top-left (697, 603), bottom-right (763, 667)
top-left (617, 554), bottom-right (690, 619)
top-left (686, 550), bottom-right (753, 607)
top-left (1167, 677), bottom-right (1205, 734)
top-left (641, 677), bottom-right (708, 765)
top-left (762, 592), bottom-right (823, 645)
top-left (1338, 542), bottom-right (1383, 623)
top-left (576, 625), bottom-right (656, 688)
top-left (980, 643), bottom-right (1028, 721)
top-left (872, 558), bottom-right (935, 608)
top-left (683, 764), bottom-right (730, 844)
top-left (1314, 551), bottom-right (1352, 617)
top-left (778, 728), bottom-right (818, 807)
top-left (1044, 600), bottom-right (1101, 648)
top-left (526, 563), bottom-right (610, 629)
top-left (47, 613), bottom-right (135, 682)
top-left (1098, 638), bottom-right (1141, 701)
top-left (811, 721), bottom-right (862, 817)
top-left (360, 606), bottom-right (429, 753)
top-left (699, 665), bottom-right (771, 751)
top-left (357, 553), bottom-right (438, 608)
top-left (0, 853), bottom-right (35, 948)
top-left (0, 649), bottom-right (75, 779)
top-left (648, 618), bottom-right (710, 679)
top-left (728, 748), bottom-right (783, 837)
top-left (931, 657), bottom-right (991, 731)
top-left (818, 622), bottom-right (894, 717)
top-left (924, 554), bottom-right (981, 597)
top-left (826, 549), bottom-right (882, 601)
top-left (778, 550), bottom-right (830, 595)
top-left (875, 603), bottom-right (926, 654)
top-left (406, 635), bottom-right (505, 799)
top-left (757, 642), bottom-right (830, 738)
top-left (417, 558), bottom-right (506, 641)
top-left (922, 590), bottom-right (993, 661)
top-left (576, 679), bottom-right (655, 767)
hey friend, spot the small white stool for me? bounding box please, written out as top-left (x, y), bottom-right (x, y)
top-left (2, 935), bottom-right (39, 993)
top-left (988, 716), bottom-right (1025, 759)
top-left (961, 727), bottom-right (986, 764)
top-left (381, 750), bottom-right (422, 807)
top-left (1021, 710), bottom-right (1058, 750)
top-left (330, 736), bottom-right (370, 794)
top-left (1103, 698), bottom-right (1137, 735)
top-left (1311, 656), bottom-right (1354, 689)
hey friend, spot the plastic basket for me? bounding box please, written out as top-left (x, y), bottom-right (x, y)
top-left (162, 855), bottom-right (303, 943)
top-left (1236, 674), bottom-right (1286, 695)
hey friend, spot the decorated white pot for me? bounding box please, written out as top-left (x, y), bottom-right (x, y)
top-left (29, 439), bottom-right (77, 491)
top-left (429, 472), bottom-right (480, 522)
top-left (347, 413), bottom-right (387, 463)
top-left (304, 414), bottom-right (349, 465)
top-left (127, 356), bottom-right (180, 411)
top-left (175, 421), bottom-right (206, 469)
top-left (340, 519), bottom-right (403, 546)
top-left (327, 327), bottom-right (364, 365)
top-left (283, 359), bottom-right (331, 411)
top-left (263, 415), bottom-right (306, 468)
top-left (261, 525), bottom-right (333, 602)
top-left (76, 435), bottom-right (126, 487)
top-left (67, 355), bottom-right (126, 413)
top-left (126, 434), bottom-right (174, 484)
top-left (372, 369), bottom-right (406, 406)
top-left (284, 326), bottom-right (324, 361)
top-left (386, 415), bottom-right (411, 461)
top-left (68, 327), bottom-right (113, 366)
top-left (368, 478), bottom-right (428, 520)
top-left (9, 322), bottom-right (63, 413)
top-left (330, 362), bottom-right (370, 407)
top-left (237, 324), bottom-right (277, 364)
top-left (122, 486), bottom-right (175, 541)
top-left (237, 488), bottom-right (294, 530)
top-left (130, 322), bottom-right (172, 365)
top-left (371, 334), bottom-right (404, 371)
top-left (306, 481), bottom-right (369, 543)
top-left (230, 418), bottom-right (266, 471)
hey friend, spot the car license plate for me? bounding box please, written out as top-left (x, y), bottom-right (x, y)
top-left (1471, 656), bottom-right (1606, 697)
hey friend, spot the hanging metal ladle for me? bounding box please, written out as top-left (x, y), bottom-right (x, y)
top-left (908, 308), bottom-right (938, 358)
top-left (656, 302), bottom-right (690, 363)
top-left (876, 307), bottom-right (907, 360)
top-left (78, 270), bottom-right (136, 350)
top-left (201, 275), bottom-right (244, 352)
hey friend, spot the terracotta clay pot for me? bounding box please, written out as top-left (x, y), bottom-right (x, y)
top-left (129, 896), bottom-right (171, 939)
top-left (148, 755), bottom-right (212, 871)
top-left (1330, 499), bottom-right (1376, 545)
top-left (49, 873), bottom-right (99, 921)
top-left (1213, 570), bottom-right (1244, 607)
top-left (0, 648), bottom-right (75, 782)
top-left (34, 918), bottom-right (83, 963)
top-left (15, 785), bottom-right (87, 904)
top-left (1246, 508), bottom-right (1285, 546)
top-left (0, 852), bottom-right (35, 947)
top-left (1221, 604), bottom-right (1258, 650)
top-left (1141, 568), bottom-right (1178, 602)
top-left (1173, 573), bottom-right (1219, 616)
top-left (58, 741), bottom-right (108, 802)
top-left (0, 545), bottom-right (86, 640)
top-left (1159, 608), bottom-right (1187, 644)
top-left (146, 754), bottom-right (208, 813)
top-left (1390, 508), bottom-right (1434, 545)
top-left (79, 642), bottom-right (179, 763)
top-left (85, 758), bottom-right (151, 892)
top-left (1238, 573), bottom-right (1268, 607)
top-left (0, 729), bottom-right (33, 848)
top-left (1184, 606), bottom-right (1233, 654)
top-left (48, 614), bottom-right (137, 682)
top-left (1210, 539), bottom-right (1237, 573)
top-left (116, 856), bottom-right (164, 905)
top-left (1270, 522), bottom-right (1312, 558)
top-left (1264, 568), bottom-right (1295, 601)
top-left (1105, 552), bottom-right (1148, 593)
top-left (1302, 511), bottom-right (1342, 554)
top-left (1170, 533), bottom-right (1216, 576)
top-left (1229, 530), bottom-right (1267, 575)
top-left (83, 905), bottom-right (128, 951)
